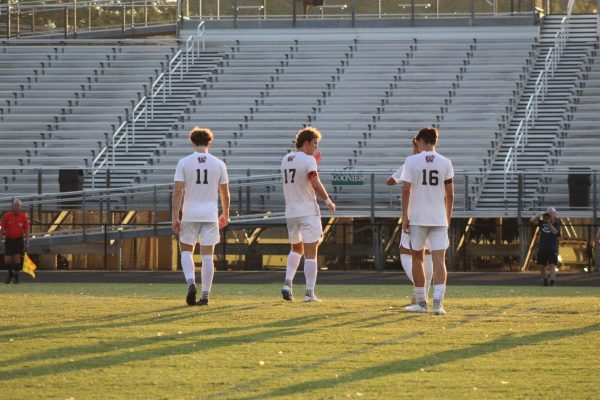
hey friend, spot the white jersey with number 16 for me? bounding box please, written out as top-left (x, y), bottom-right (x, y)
top-left (399, 150), bottom-right (453, 227)
top-left (174, 152), bottom-right (229, 223)
top-left (281, 151), bottom-right (320, 219)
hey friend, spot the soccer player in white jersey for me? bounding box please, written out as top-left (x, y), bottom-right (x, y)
top-left (172, 127), bottom-right (230, 306)
top-left (387, 137), bottom-right (434, 303)
top-left (399, 127), bottom-right (454, 315)
top-left (281, 127), bottom-right (336, 302)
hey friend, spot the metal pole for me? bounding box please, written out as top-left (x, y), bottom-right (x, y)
top-left (233, 0), bottom-right (238, 28)
top-left (471, 0), bottom-right (475, 26)
top-left (64, 6), bottom-right (68, 38)
top-left (464, 175), bottom-right (469, 210)
top-left (121, 4), bottom-right (125, 36)
top-left (6, 4), bottom-right (11, 39)
top-left (73, 0), bottom-right (77, 35)
top-left (411, 0), bottom-right (415, 27)
top-left (292, 0), bottom-right (296, 27)
top-left (199, 0), bottom-right (202, 19)
top-left (16, 2), bottom-right (20, 39)
top-left (370, 173), bottom-right (382, 270)
top-left (351, 0), bottom-right (356, 27)
top-left (31, 7), bottom-right (35, 34)
top-left (593, 172), bottom-right (599, 271)
top-left (82, 192), bottom-right (87, 241)
top-left (153, 185), bottom-right (158, 235)
top-left (518, 173), bottom-right (525, 267)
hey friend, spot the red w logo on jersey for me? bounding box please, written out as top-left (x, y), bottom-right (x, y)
top-left (287, 155), bottom-right (295, 162)
top-left (198, 157), bottom-right (206, 164)
top-left (425, 155), bottom-right (435, 163)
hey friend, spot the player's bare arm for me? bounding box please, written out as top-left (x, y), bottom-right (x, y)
top-left (171, 181), bottom-right (185, 234)
top-left (402, 181), bottom-right (411, 233)
top-left (218, 183), bottom-right (231, 228)
top-left (310, 174), bottom-right (336, 213)
top-left (386, 176), bottom-right (397, 186)
top-left (445, 180), bottom-right (454, 225)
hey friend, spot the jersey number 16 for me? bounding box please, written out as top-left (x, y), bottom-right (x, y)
top-left (421, 169), bottom-right (439, 186)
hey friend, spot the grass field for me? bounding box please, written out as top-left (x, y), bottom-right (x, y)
top-left (1, 283), bottom-right (599, 400)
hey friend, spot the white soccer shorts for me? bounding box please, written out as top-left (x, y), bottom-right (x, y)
top-left (410, 225), bottom-right (449, 251)
top-left (179, 221), bottom-right (220, 246)
top-left (286, 215), bottom-right (323, 244)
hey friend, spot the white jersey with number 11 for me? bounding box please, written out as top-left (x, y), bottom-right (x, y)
top-left (174, 152), bottom-right (228, 223)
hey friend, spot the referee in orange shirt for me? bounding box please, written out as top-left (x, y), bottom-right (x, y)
top-left (2, 199), bottom-right (30, 284)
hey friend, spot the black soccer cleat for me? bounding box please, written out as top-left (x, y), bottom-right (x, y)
top-left (186, 284), bottom-right (197, 306)
top-left (4, 271), bottom-right (13, 284)
top-left (196, 297), bottom-right (209, 306)
top-left (281, 285), bottom-right (294, 301)
top-left (12, 273), bottom-right (19, 285)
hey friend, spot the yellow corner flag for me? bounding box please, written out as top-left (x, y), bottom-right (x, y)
top-left (22, 253), bottom-right (38, 279)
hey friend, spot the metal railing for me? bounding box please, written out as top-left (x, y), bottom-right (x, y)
top-left (1, 0), bottom-right (178, 39)
top-left (503, 14), bottom-right (572, 199)
top-left (90, 21), bottom-right (206, 187)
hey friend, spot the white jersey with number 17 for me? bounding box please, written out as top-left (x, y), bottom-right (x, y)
top-left (399, 150), bottom-right (453, 227)
top-left (282, 151), bottom-right (320, 219)
top-left (174, 152), bottom-right (229, 223)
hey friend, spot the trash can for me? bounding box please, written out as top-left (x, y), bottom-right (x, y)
top-left (58, 169), bottom-right (84, 192)
top-left (568, 169), bottom-right (590, 208)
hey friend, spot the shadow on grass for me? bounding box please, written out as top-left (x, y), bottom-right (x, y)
top-left (0, 303), bottom-right (260, 342)
top-left (1, 312), bottom-right (351, 376)
top-left (236, 322), bottom-right (600, 400)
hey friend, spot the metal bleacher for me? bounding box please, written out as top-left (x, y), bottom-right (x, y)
top-left (118, 26), bottom-right (535, 212)
top-left (0, 41), bottom-right (178, 194)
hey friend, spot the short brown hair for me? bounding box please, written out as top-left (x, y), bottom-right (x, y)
top-left (416, 127), bottom-right (438, 146)
top-left (412, 136), bottom-right (418, 149)
top-left (189, 127), bottom-right (213, 147)
top-left (295, 127), bottom-right (321, 149)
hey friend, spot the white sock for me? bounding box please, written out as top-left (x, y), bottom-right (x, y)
top-left (304, 259), bottom-right (318, 293)
top-left (414, 287), bottom-right (427, 304)
top-left (433, 284), bottom-right (447, 303)
top-left (285, 251), bottom-right (302, 287)
top-left (424, 255), bottom-right (434, 298)
top-left (200, 255), bottom-right (214, 297)
top-left (181, 251), bottom-right (195, 286)
top-left (401, 255), bottom-right (413, 283)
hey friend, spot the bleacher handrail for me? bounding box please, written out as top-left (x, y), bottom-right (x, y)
top-left (503, 12), bottom-right (572, 198)
top-left (90, 22), bottom-right (206, 188)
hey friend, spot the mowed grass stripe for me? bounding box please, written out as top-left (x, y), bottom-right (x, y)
top-left (1, 283), bottom-right (599, 400)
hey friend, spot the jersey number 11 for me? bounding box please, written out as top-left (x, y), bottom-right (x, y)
top-left (196, 169), bottom-right (208, 184)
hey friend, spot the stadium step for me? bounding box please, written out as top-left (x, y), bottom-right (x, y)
top-left (476, 15), bottom-right (599, 209)
top-left (87, 52), bottom-right (224, 188)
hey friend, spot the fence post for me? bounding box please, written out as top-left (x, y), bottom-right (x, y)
top-left (233, 0), bottom-right (238, 29)
top-left (73, 0), bottom-right (77, 35)
top-left (82, 191), bottom-right (87, 241)
top-left (593, 171), bottom-right (599, 271)
top-left (292, 0), bottom-right (296, 27)
top-left (64, 5), bottom-right (68, 38)
top-left (351, 0), bottom-right (356, 27)
top-left (121, 4), bottom-right (126, 35)
top-left (246, 169), bottom-right (250, 213)
top-left (470, 0), bottom-right (475, 26)
top-left (464, 174), bottom-right (469, 210)
top-left (518, 173), bottom-right (525, 268)
top-left (16, 2), bottom-right (20, 39)
top-left (411, 0), bottom-right (416, 27)
top-left (371, 173), bottom-right (382, 270)
top-left (6, 4), bottom-right (11, 39)
top-left (153, 185), bottom-right (158, 235)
